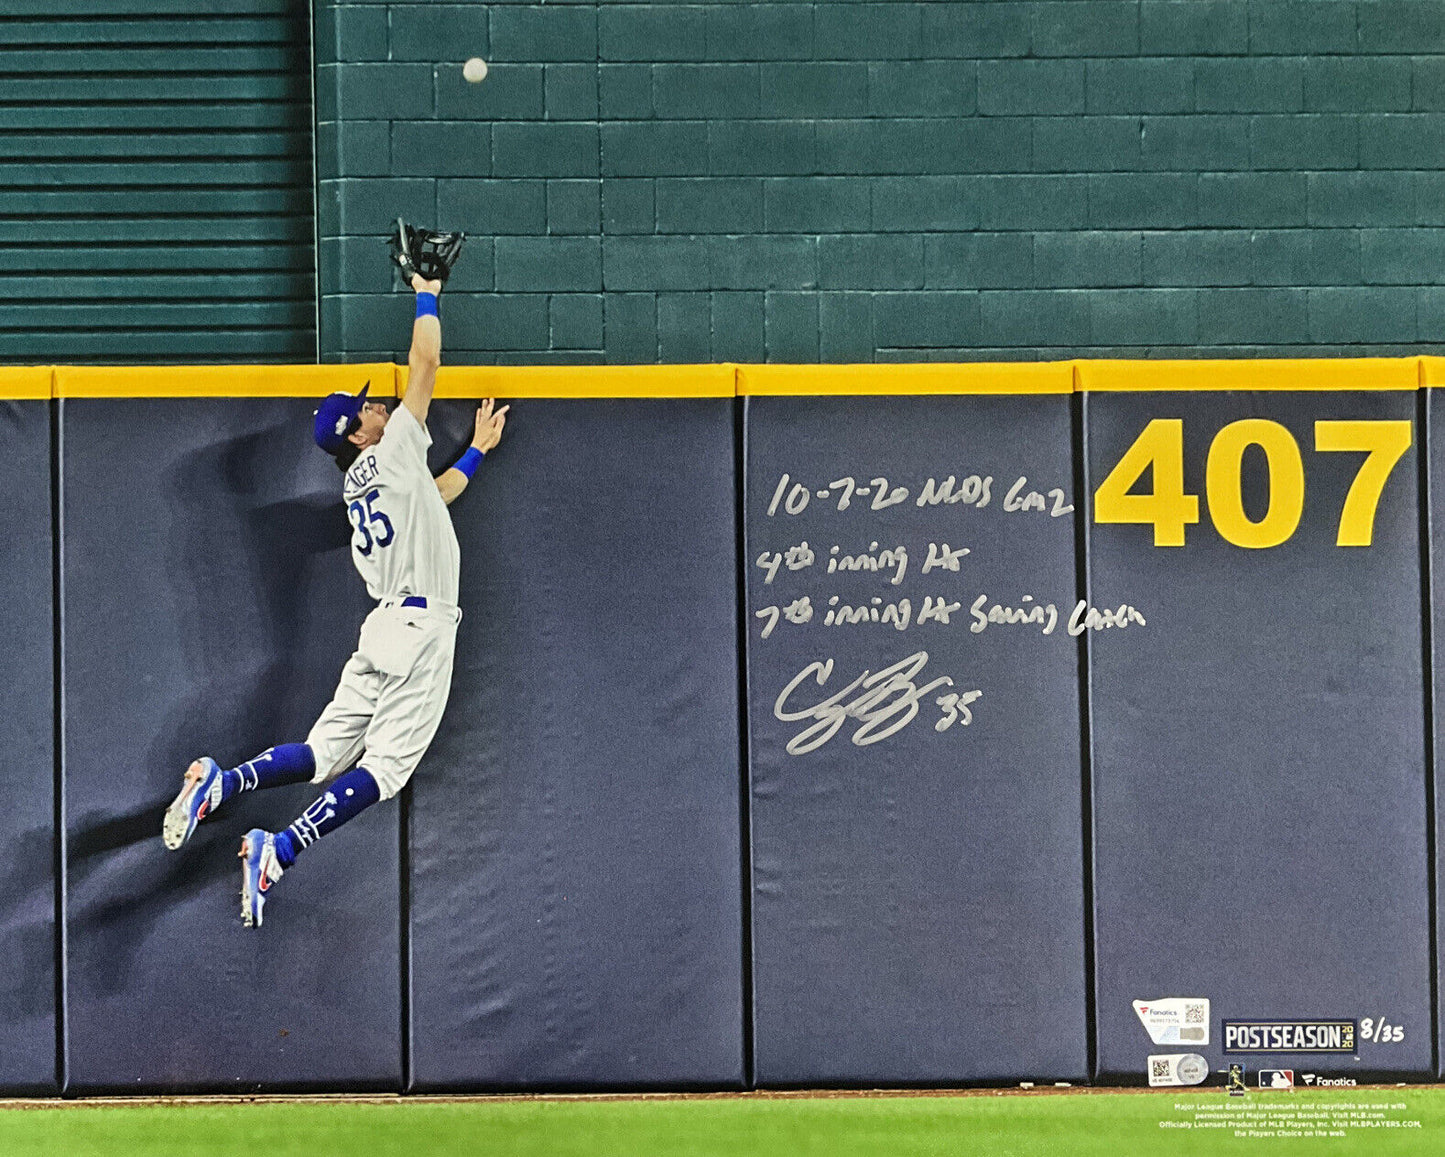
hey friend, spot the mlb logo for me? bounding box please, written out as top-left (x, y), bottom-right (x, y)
top-left (1259, 1069), bottom-right (1295, 1090)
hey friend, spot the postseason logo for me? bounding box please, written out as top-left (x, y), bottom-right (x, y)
top-left (1222, 1021), bottom-right (1356, 1055)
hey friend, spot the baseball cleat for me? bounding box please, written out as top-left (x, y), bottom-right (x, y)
top-left (239, 829), bottom-right (284, 929)
top-left (162, 757), bottom-right (224, 850)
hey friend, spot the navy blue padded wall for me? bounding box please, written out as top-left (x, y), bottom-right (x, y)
top-left (0, 400), bottom-right (56, 1093)
top-left (408, 398), bottom-right (744, 1090)
top-left (1430, 387), bottom-right (1445, 1080)
top-left (1087, 389), bottom-right (1432, 1081)
top-left (745, 394), bottom-right (1088, 1085)
top-left (61, 397), bottom-right (398, 1093)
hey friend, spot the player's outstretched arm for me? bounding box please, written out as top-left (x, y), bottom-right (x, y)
top-left (402, 272), bottom-right (443, 425)
top-left (437, 398), bottom-right (509, 506)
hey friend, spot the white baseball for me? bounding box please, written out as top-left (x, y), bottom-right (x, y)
top-left (463, 57), bottom-right (488, 84)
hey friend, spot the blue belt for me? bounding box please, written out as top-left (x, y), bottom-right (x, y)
top-left (379, 594), bottom-right (461, 625)
top-left (379, 595), bottom-right (428, 610)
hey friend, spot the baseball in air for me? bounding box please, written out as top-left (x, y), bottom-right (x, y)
top-left (463, 58), bottom-right (488, 84)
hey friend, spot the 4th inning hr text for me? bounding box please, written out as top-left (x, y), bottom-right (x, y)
top-left (755, 540), bottom-right (970, 586)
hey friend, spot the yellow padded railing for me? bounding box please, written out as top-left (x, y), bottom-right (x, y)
top-left (1, 359), bottom-right (1442, 399)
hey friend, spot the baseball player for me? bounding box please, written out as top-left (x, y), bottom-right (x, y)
top-left (162, 262), bottom-right (507, 927)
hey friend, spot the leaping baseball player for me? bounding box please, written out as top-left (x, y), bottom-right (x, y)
top-left (162, 223), bottom-right (507, 927)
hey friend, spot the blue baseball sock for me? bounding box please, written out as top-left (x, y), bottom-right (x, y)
top-left (221, 743), bottom-right (316, 801)
top-left (272, 767), bottom-right (381, 869)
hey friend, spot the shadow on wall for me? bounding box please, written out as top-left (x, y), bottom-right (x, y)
top-left (160, 421), bottom-right (353, 742)
top-left (66, 419), bottom-right (357, 991)
top-left (0, 827), bottom-right (54, 1023)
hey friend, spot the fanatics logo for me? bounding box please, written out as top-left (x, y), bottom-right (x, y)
top-left (1133, 998), bottom-right (1209, 1045)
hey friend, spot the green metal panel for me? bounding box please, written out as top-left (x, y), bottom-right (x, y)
top-left (0, 1), bottom-right (315, 363)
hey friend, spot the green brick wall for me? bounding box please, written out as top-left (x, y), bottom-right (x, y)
top-left (316, 0), bottom-right (1445, 364)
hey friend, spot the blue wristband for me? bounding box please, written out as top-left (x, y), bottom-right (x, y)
top-left (456, 446), bottom-right (483, 479)
top-left (415, 292), bottom-right (438, 318)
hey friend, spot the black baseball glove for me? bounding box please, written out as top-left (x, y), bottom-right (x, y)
top-left (390, 218), bottom-right (466, 284)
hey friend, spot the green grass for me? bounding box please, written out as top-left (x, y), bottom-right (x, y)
top-left (1, 1088), bottom-right (1442, 1157)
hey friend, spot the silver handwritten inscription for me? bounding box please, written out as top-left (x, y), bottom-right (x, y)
top-left (773, 651), bottom-right (981, 755)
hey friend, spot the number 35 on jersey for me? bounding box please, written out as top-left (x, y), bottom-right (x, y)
top-left (1093, 418), bottom-right (1412, 549)
top-left (347, 488), bottom-right (394, 556)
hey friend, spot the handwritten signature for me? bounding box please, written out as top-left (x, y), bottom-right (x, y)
top-left (773, 651), bottom-right (980, 755)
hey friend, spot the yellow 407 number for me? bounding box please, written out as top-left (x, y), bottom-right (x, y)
top-left (1094, 419), bottom-right (1413, 548)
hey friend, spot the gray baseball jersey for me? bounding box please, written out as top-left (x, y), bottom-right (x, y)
top-left (341, 404), bottom-right (460, 605)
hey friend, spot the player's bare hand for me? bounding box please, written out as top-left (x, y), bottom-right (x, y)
top-left (472, 398), bottom-right (509, 453)
top-left (410, 272), bottom-right (443, 296)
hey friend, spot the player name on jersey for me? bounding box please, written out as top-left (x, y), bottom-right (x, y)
top-left (345, 452), bottom-right (381, 494)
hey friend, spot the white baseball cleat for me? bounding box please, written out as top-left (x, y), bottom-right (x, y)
top-left (239, 829), bottom-right (284, 928)
top-left (162, 757), bottom-right (224, 850)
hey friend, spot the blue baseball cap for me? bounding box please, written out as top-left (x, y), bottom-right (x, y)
top-left (313, 381), bottom-right (370, 454)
